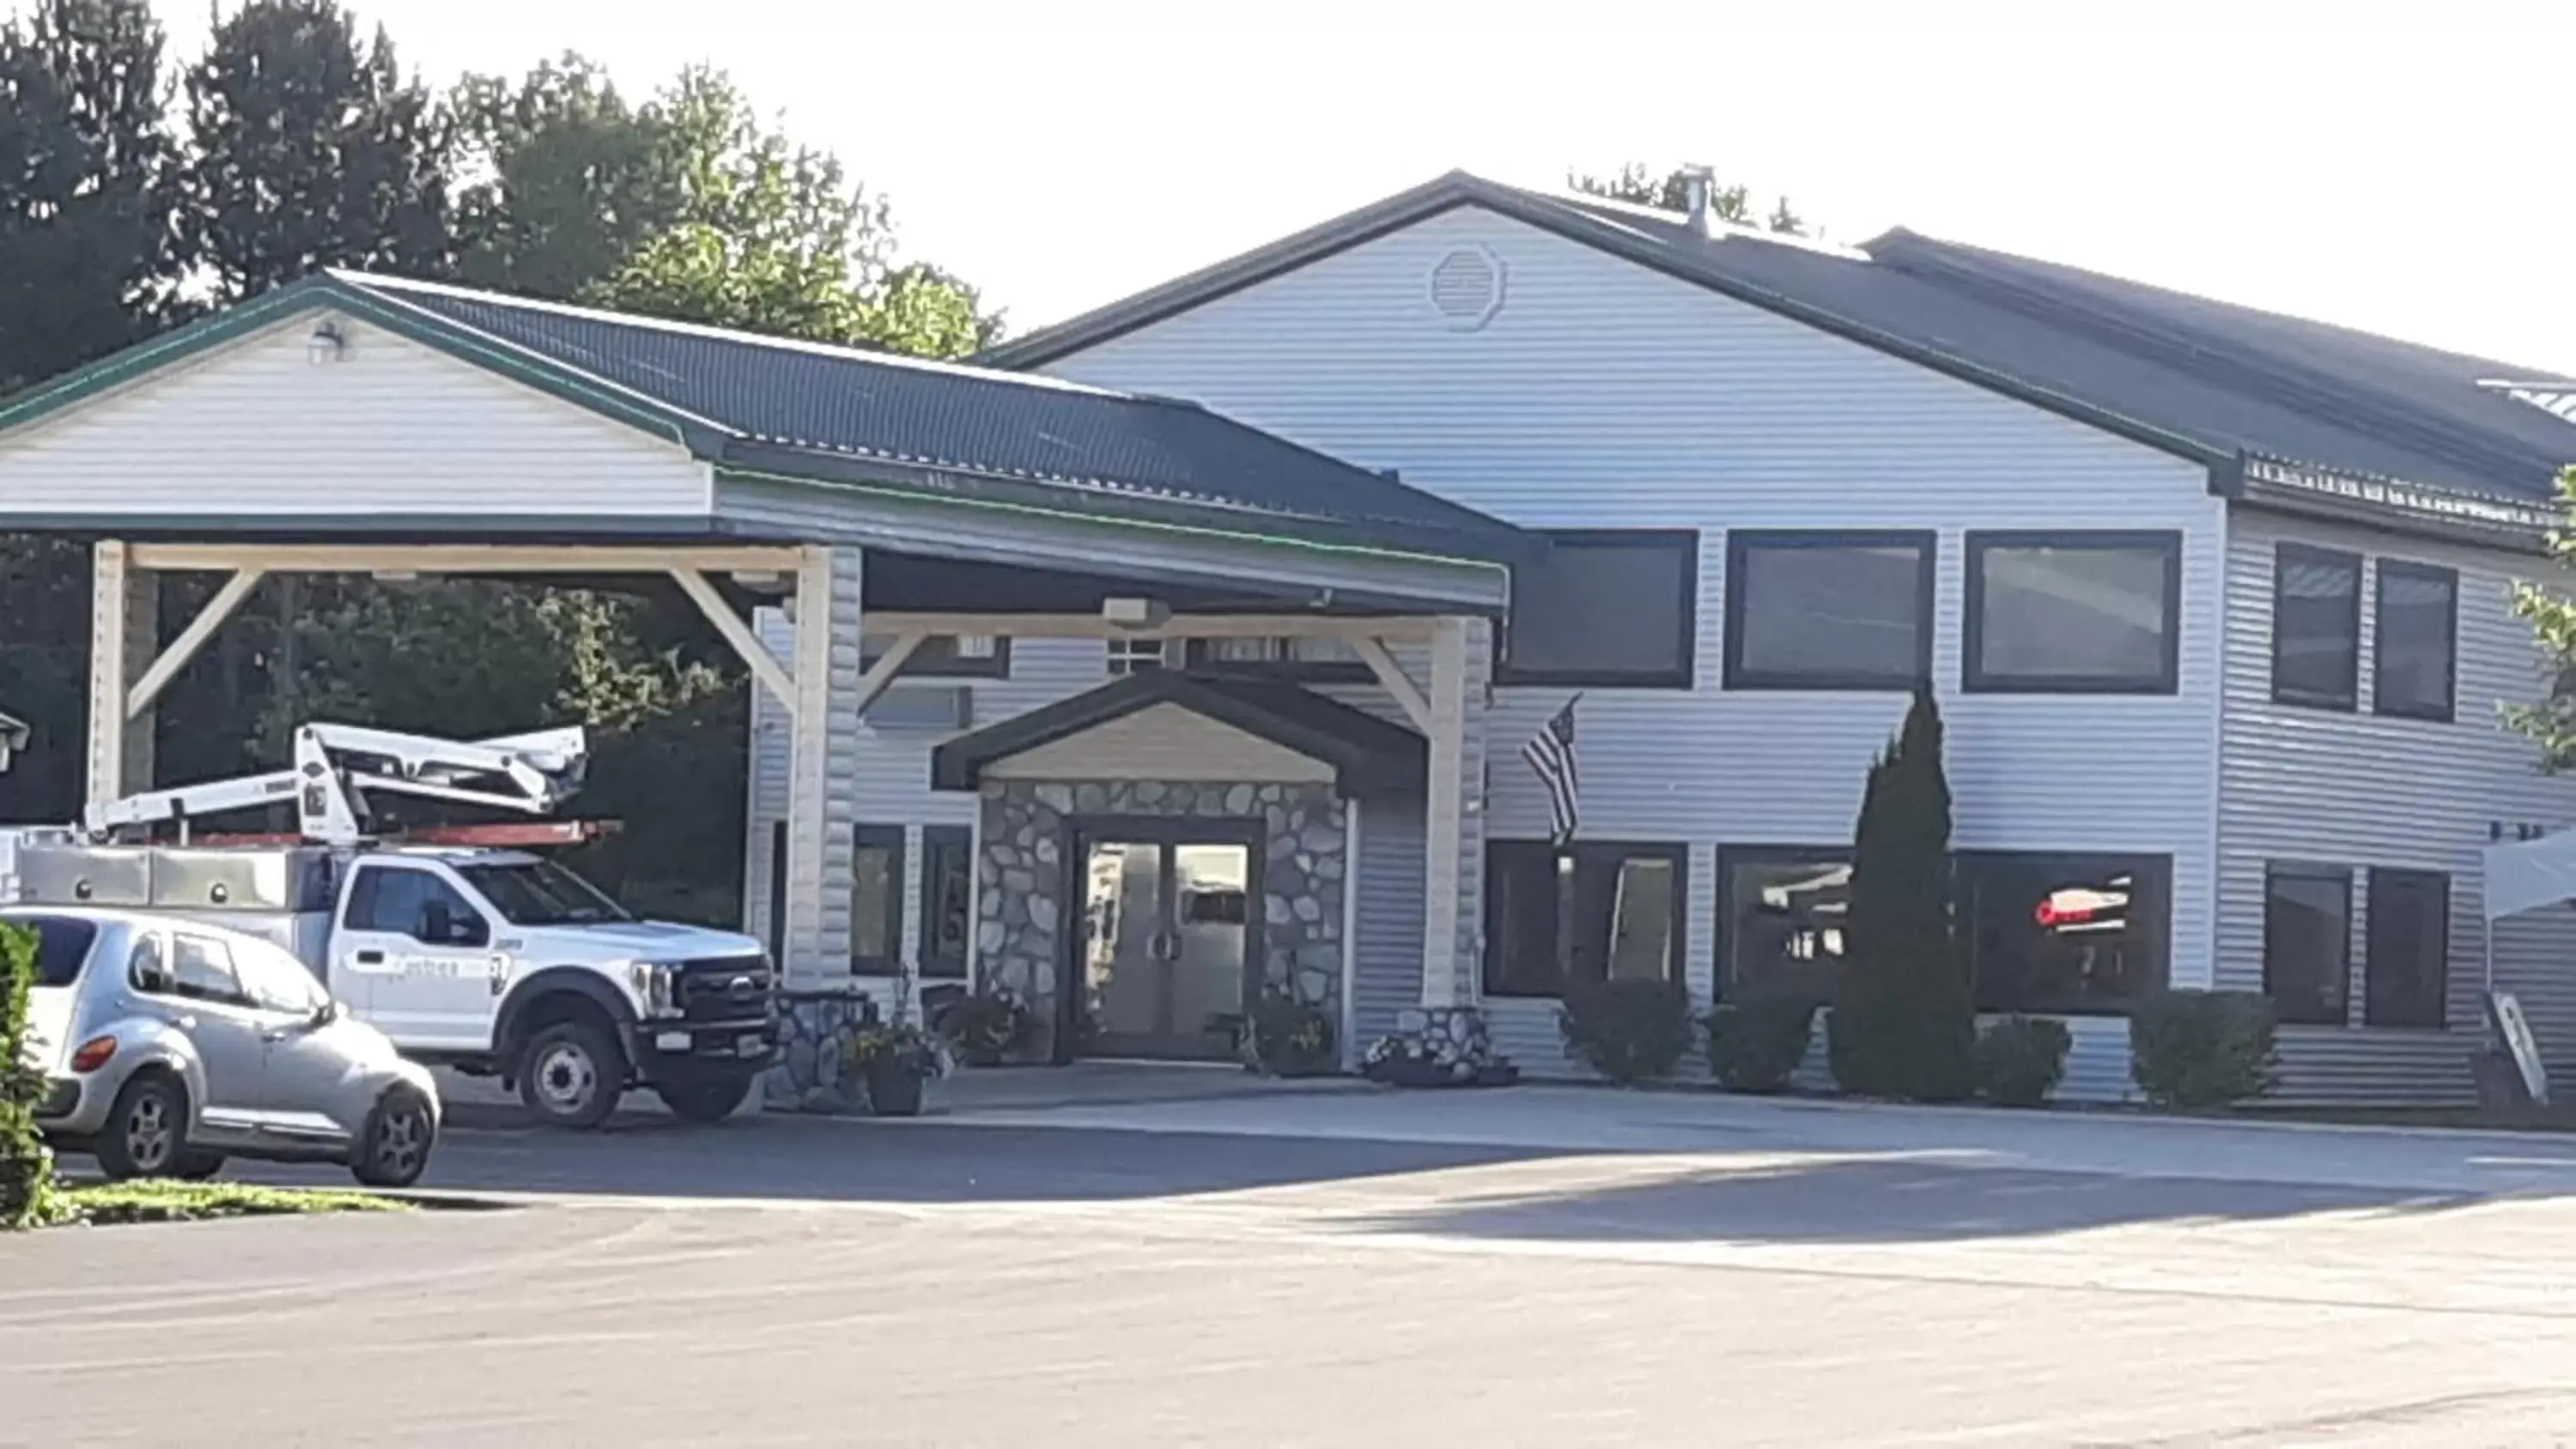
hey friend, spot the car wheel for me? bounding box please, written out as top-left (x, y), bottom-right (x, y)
top-left (353, 1088), bottom-right (436, 1188)
top-left (653, 1076), bottom-right (750, 1125)
top-left (95, 1075), bottom-right (188, 1181)
top-left (170, 1149), bottom-right (227, 1180)
top-left (517, 1021), bottom-right (624, 1129)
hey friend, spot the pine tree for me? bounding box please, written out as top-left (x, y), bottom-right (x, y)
top-left (179, 0), bottom-right (453, 300)
top-left (0, 0), bottom-right (182, 391)
top-left (1829, 685), bottom-right (1977, 1100)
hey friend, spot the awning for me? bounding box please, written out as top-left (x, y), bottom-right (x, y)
top-left (929, 670), bottom-right (1425, 798)
top-left (2482, 831), bottom-right (2576, 920)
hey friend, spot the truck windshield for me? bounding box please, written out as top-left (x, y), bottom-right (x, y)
top-left (455, 860), bottom-right (631, 926)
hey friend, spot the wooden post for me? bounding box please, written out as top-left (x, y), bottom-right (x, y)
top-left (86, 541), bottom-right (157, 808)
top-left (782, 544), bottom-right (866, 985)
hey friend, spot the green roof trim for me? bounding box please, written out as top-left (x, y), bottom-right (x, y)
top-left (0, 270), bottom-right (1529, 573)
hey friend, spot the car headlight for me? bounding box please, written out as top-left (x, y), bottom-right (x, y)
top-left (629, 961), bottom-right (682, 1016)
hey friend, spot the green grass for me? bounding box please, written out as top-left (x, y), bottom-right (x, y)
top-left (56, 1179), bottom-right (410, 1226)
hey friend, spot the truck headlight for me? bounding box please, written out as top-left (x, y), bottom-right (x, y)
top-left (629, 961), bottom-right (682, 1017)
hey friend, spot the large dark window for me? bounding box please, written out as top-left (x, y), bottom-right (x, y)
top-left (1964, 531), bottom-right (2180, 694)
top-left (919, 825), bottom-right (974, 980)
top-left (2272, 543), bottom-right (2361, 709)
top-left (2263, 864), bottom-right (2352, 1026)
top-left (1482, 840), bottom-right (1687, 997)
top-left (1724, 530), bottom-right (1933, 690)
top-left (2373, 561), bottom-right (2458, 721)
top-left (861, 633), bottom-right (1011, 679)
top-left (1958, 851), bottom-right (2170, 1014)
top-left (1499, 530), bottom-right (1698, 688)
top-left (851, 826), bottom-right (905, 973)
top-left (1716, 847), bottom-right (1848, 1004)
top-left (2365, 868), bottom-right (2449, 1028)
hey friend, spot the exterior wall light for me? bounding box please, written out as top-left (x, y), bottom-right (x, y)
top-left (307, 320), bottom-right (349, 366)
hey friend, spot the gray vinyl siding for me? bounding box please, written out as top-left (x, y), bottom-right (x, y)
top-left (1040, 203), bottom-right (2221, 1098)
top-left (2215, 508), bottom-right (2576, 1105)
top-left (1351, 801), bottom-right (1426, 1054)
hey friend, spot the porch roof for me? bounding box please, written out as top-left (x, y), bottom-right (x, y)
top-left (929, 670), bottom-right (1425, 798)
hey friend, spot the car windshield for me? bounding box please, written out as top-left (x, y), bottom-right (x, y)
top-left (455, 860), bottom-right (631, 926)
top-left (14, 917), bottom-right (99, 987)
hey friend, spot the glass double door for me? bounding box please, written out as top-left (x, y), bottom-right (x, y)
top-left (1074, 822), bottom-right (1256, 1061)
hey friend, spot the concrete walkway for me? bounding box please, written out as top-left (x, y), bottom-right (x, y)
top-left (935, 1078), bottom-right (2576, 1198)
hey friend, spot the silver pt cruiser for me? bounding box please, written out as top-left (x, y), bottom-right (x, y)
top-left (11, 906), bottom-right (440, 1186)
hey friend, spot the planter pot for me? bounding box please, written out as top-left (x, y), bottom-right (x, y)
top-left (865, 1062), bottom-right (927, 1117)
top-left (1374, 1058), bottom-right (1455, 1089)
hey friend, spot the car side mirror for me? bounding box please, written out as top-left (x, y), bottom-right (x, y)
top-left (310, 998), bottom-right (338, 1028)
top-left (420, 899), bottom-right (484, 946)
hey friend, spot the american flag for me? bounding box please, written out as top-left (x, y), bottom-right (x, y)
top-left (1522, 695), bottom-right (1582, 846)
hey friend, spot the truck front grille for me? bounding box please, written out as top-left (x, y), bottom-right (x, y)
top-left (677, 956), bottom-right (775, 1022)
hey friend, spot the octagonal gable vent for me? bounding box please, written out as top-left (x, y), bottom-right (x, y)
top-left (1427, 246), bottom-right (1505, 330)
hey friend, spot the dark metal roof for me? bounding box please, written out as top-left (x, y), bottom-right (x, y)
top-left (329, 272), bottom-right (1530, 563)
top-left (986, 171), bottom-right (2576, 506)
top-left (929, 670), bottom-right (1425, 799)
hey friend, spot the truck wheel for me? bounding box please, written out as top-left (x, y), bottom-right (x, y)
top-left (95, 1074), bottom-right (188, 1180)
top-left (654, 1076), bottom-right (751, 1125)
top-left (517, 1021), bottom-right (624, 1129)
top-left (353, 1087), bottom-right (437, 1187)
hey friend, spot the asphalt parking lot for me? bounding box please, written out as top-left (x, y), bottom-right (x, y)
top-left (11, 1082), bottom-right (2576, 1446)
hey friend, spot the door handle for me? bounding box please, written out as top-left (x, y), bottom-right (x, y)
top-left (262, 1029), bottom-right (294, 1043)
top-left (355, 950), bottom-right (385, 966)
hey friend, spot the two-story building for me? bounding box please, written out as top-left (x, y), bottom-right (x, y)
top-left (745, 170), bottom-right (2576, 1106)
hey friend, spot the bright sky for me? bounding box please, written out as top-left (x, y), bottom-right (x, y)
top-left (160, 0), bottom-right (2576, 376)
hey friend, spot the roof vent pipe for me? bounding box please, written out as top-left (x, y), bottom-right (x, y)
top-left (1680, 164), bottom-right (1716, 239)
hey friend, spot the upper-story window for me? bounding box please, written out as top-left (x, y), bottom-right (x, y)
top-left (1184, 635), bottom-right (1372, 683)
top-left (1963, 531), bottom-right (2180, 694)
top-left (2270, 543), bottom-right (2361, 711)
top-left (860, 633), bottom-right (1010, 679)
top-left (1723, 530), bottom-right (1932, 691)
top-left (1498, 530), bottom-right (1698, 688)
top-left (1105, 638), bottom-right (1165, 676)
top-left (2373, 561), bottom-right (2458, 722)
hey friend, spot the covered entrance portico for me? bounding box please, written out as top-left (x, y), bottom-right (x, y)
top-left (0, 269), bottom-right (1529, 1109)
top-left (929, 668), bottom-right (1430, 1065)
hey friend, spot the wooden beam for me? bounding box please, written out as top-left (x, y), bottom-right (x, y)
top-left (860, 611), bottom-right (1443, 643)
top-left (671, 567), bottom-right (796, 706)
top-left (126, 568), bottom-right (264, 720)
top-left (852, 634), bottom-right (926, 717)
top-left (1352, 637), bottom-right (1431, 732)
top-left (128, 543), bottom-right (805, 575)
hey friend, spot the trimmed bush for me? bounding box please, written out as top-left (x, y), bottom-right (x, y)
top-left (1704, 997), bottom-right (1818, 1094)
top-left (1558, 977), bottom-right (1694, 1086)
top-left (2130, 991), bottom-right (2279, 1110)
top-left (1975, 1015), bottom-right (2072, 1107)
top-left (2, 921), bottom-right (63, 1230)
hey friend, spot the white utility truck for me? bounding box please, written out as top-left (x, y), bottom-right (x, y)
top-left (3, 724), bottom-right (776, 1127)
